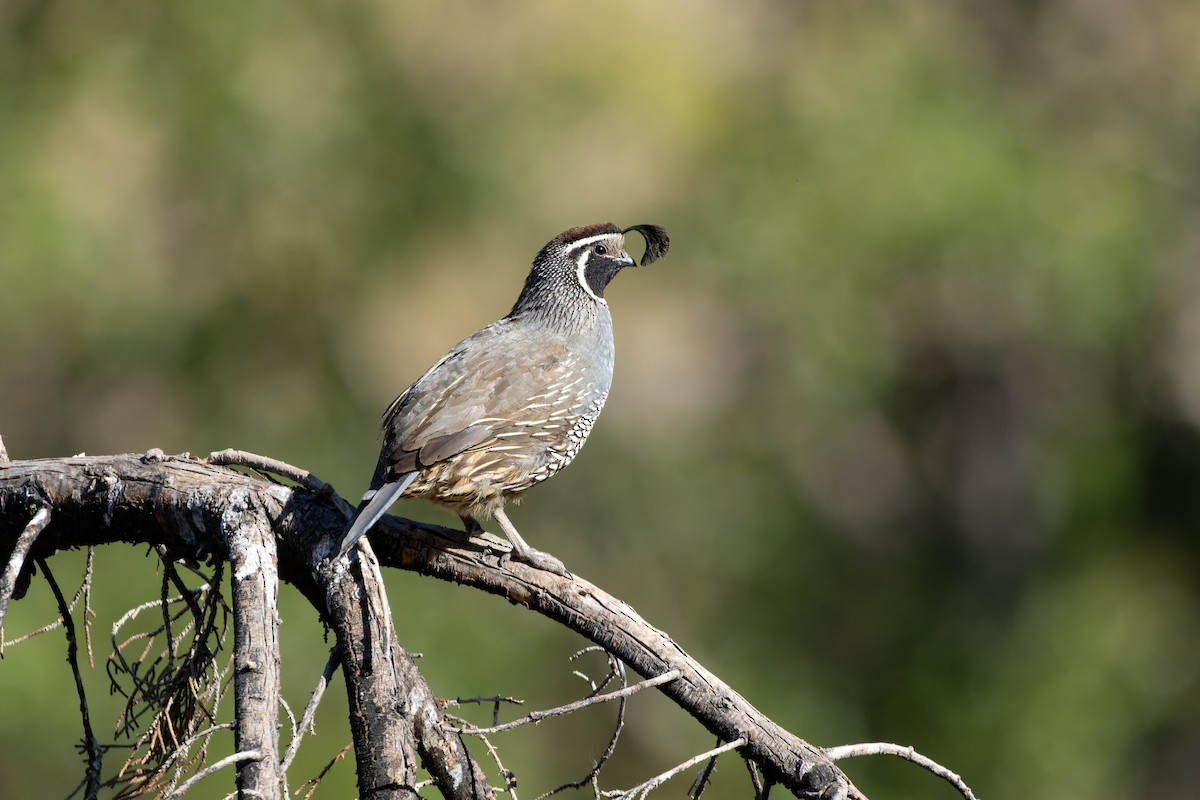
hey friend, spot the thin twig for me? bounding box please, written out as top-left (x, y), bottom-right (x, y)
top-left (279, 697), bottom-right (296, 750)
top-left (156, 657), bottom-right (236, 798)
top-left (535, 653), bottom-right (629, 800)
top-left (161, 749), bottom-right (262, 800)
top-left (744, 758), bottom-right (765, 800)
top-left (82, 548), bottom-right (95, 668)
top-left (602, 738), bottom-right (747, 800)
top-left (109, 585), bottom-right (213, 647)
top-left (281, 648), bottom-right (340, 772)
top-left (166, 723), bottom-right (236, 761)
top-left (449, 695), bottom-right (526, 729)
top-left (473, 733), bottom-right (518, 800)
top-left (568, 645), bottom-right (620, 694)
top-left (0, 506), bottom-right (51, 633)
top-left (64, 774), bottom-right (89, 800)
top-left (295, 743), bottom-right (353, 800)
top-left (161, 567), bottom-right (177, 662)
top-left (40, 557), bottom-right (103, 800)
top-left (205, 448), bottom-right (332, 495)
top-left (458, 670), bottom-right (681, 736)
top-left (278, 694), bottom-right (296, 799)
top-left (107, 575), bottom-right (225, 749)
top-left (102, 563), bottom-right (230, 799)
top-left (3, 593), bottom-right (87, 649)
top-left (823, 742), bottom-right (977, 800)
top-left (161, 555), bottom-right (207, 633)
top-left (688, 737), bottom-right (721, 800)
top-left (133, 720), bottom-right (235, 795)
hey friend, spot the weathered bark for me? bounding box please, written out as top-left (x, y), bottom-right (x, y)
top-left (0, 454), bottom-right (495, 800)
top-left (321, 550), bottom-right (420, 800)
top-left (320, 553), bottom-right (495, 800)
top-left (0, 454), bottom-right (853, 800)
top-left (0, 505), bottom-right (49, 632)
top-left (223, 487), bottom-right (283, 799)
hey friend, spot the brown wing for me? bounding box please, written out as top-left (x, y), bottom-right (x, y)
top-left (370, 319), bottom-right (580, 488)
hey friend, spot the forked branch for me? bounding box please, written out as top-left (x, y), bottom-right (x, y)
top-left (0, 452), bottom-right (980, 800)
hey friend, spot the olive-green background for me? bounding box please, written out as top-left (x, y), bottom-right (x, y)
top-left (2, 2), bottom-right (1198, 798)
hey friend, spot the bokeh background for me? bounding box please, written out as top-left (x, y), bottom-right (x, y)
top-left (3, 1), bottom-right (1200, 798)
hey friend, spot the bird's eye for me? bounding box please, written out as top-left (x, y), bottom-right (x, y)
top-left (593, 244), bottom-right (608, 255)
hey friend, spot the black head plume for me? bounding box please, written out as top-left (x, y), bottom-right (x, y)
top-left (622, 224), bottom-right (670, 266)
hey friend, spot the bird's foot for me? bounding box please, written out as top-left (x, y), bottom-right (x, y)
top-left (507, 544), bottom-right (571, 578)
top-left (480, 509), bottom-right (572, 576)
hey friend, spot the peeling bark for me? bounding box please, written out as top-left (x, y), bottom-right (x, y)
top-left (224, 488), bottom-right (283, 799)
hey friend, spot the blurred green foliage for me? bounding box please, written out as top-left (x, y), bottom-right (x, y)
top-left (3, 1), bottom-right (1200, 798)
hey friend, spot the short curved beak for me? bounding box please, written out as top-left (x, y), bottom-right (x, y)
top-left (617, 252), bottom-right (636, 268)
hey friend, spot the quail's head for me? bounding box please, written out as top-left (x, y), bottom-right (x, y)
top-left (511, 223), bottom-right (669, 319)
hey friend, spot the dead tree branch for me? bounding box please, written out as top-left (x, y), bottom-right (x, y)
top-left (163, 749), bottom-right (263, 800)
top-left (318, 543), bottom-right (496, 800)
top-left (0, 505), bottom-right (50, 633)
top-left (605, 737), bottom-right (748, 800)
top-left (456, 669), bottom-right (680, 735)
top-left (281, 648), bottom-right (339, 773)
top-left (319, 545), bottom-right (421, 800)
top-left (366, 524), bottom-right (850, 799)
top-left (0, 454), bottom-right (494, 800)
top-left (41, 556), bottom-right (104, 800)
top-left (206, 449), bottom-right (339, 500)
top-left (0, 453), bottom-right (867, 799)
top-left (223, 487), bottom-right (283, 799)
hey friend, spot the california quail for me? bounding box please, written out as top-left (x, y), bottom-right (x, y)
top-left (335, 222), bottom-right (670, 574)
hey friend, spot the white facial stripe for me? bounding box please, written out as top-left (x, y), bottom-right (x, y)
top-left (575, 249), bottom-right (606, 303)
top-left (563, 233), bottom-right (619, 254)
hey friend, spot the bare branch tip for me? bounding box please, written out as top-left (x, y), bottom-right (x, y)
top-left (162, 749), bottom-right (263, 800)
top-left (823, 742), bottom-right (977, 800)
top-left (204, 448), bottom-right (331, 494)
top-left (0, 506), bottom-right (53, 633)
top-left (603, 737), bottom-right (747, 800)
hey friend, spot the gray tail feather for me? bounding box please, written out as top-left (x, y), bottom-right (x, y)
top-left (335, 472), bottom-right (417, 559)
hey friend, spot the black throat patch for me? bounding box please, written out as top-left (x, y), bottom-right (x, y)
top-left (584, 256), bottom-right (622, 298)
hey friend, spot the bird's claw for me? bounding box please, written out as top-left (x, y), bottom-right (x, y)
top-left (521, 548), bottom-right (572, 578)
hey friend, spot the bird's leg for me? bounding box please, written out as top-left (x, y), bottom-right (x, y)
top-left (460, 511), bottom-right (569, 576)
top-left (493, 508), bottom-right (570, 577)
